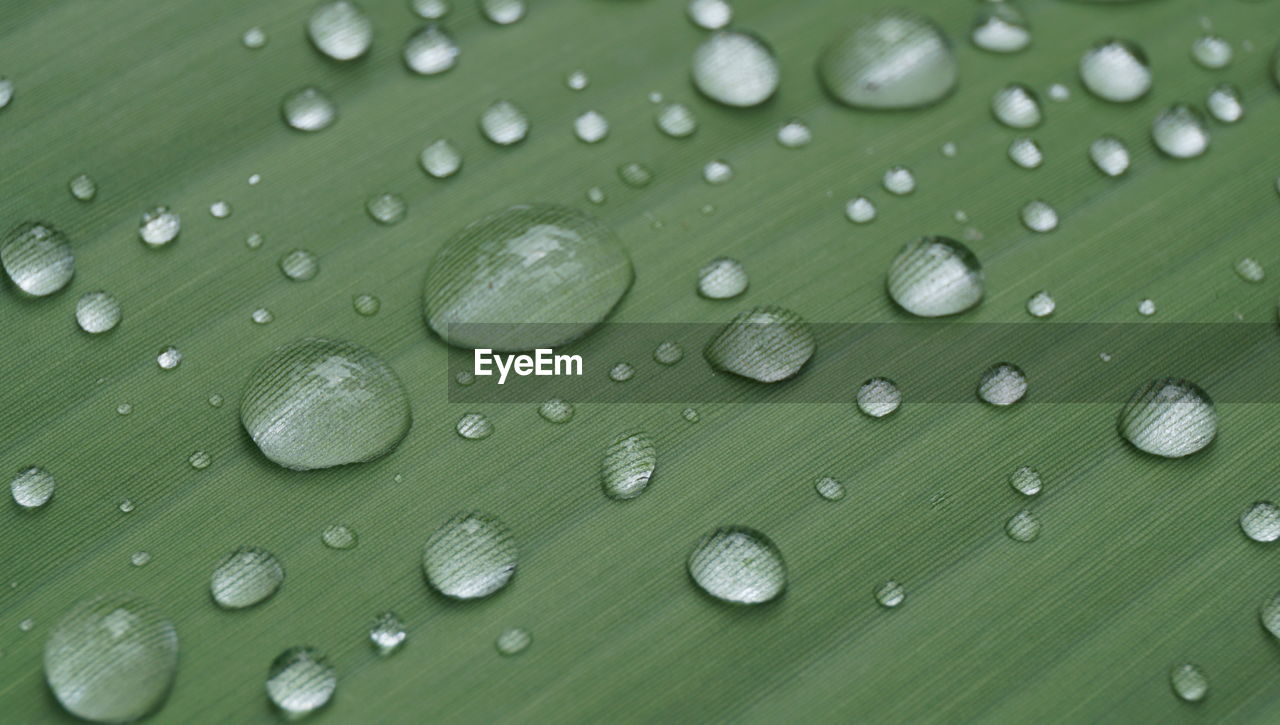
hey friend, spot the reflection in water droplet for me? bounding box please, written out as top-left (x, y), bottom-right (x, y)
top-left (814, 476), bottom-right (845, 501)
top-left (282, 87), bottom-right (337, 132)
top-left (1152, 104), bottom-right (1210, 159)
top-left (691, 30), bottom-right (780, 107)
top-left (266, 647), bottom-right (336, 717)
top-left (698, 257), bottom-right (748, 299)
top-left (496, 627), bottom-right (531, 655)
top-left (977, 363), bottom-right (1027, 406)
top-left (421, 139), bottom-right (462, 178)
top-left (1021, 200), bottom-right (1058, 233)
top-left (211, 547), bottom-right (284, 609)
top-left (704, 306), bottom-right (814, 383)
top-left (367, 193), bottom-right (408, 225)
top-left (819, 9), bottom-right (957, 109)
top-left (480, 100), bottom-right (529, 145)
top-left (1080, 39), bottom-right (1151, 103)
top-left (1191, 35), bottom-right (1232, 69)
top-left (857, 377), bottom-right (901, 418)
top-left (602, 431), bottom-right (657, 500)
top-left (369, 612), bottom-right (406, 655)
top-left (688, 527), bottom-right (786, 604)
top-left (1241, 502), bottom-right (1280, 542)
top-left (887, 237), bottom-right (983, 317)
top-left (972, 1), bottom-right (1030, 54)
top-left (875, 580), bottom-right (905, 608)
top-left (538, 398), bottom-right (574, 423)
top-left (69, 174), bottom-right (97, 201)
top-left (1005, 510), bottom-right (1040, 542)
top-left (308, 1), bottom-right (373, 61)
top-left (846, 196), bottom-right (877, 224)
top-left (1010, 466), bottom-right (1041, 496)
top-left (1026, 291), bottom-right (1055, 318)
top-left (1089, 136), bottom-right (1131, 177)
top-left (992, 84), bottom-right (1042, 128)
top-left (422, 512), bottom-right (517, 599)
top-left (687, 0), bottom-right (731, 30)
top-left (656, 103), bottom-right (698, 138)
top-left (404, 23), bottom-right (459, 75)
top-left (573, 110), bottom-right (610, 144)
top-left (280, 249), bottom-right (319, 281)
top-left (1170, 663), bottom-right (1209, 703)
top-left (11, 467), bottom-right (55, 508)
top-left (457, 413), bottom-right (493, 440)
top-left (1118, 378), bottom-right (1216, 458)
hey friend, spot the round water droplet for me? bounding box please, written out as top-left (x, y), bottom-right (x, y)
top-left (411, 0), bottom-right (449, 19)
top-left (404, 23), bottom-right (459, 75)
top-left (697, 257), bottom-right (748, 299)
top-left (875, 580), bottom-right (906, 608)
top-left (1021, 200), bottom-right (1058, 233)
top-left (241, 338), bottom-right (412, 470)
top-left (1010, 465), bottom-right (1041, 495)
top-left (618, 162), bottom-right (654, 187)
top-left (608, 362), bottom-right (635, 382)
top-left (280, 249), bottom-right (319, 281)
top-left (188, 450), bottom-right (211, 469)
top-left (242, 26), bottom-right (267, 49)
top-left (886, 237), bottom-right (984, 317)
top-left (1005, 509), bottom-right (1040, 542)
top-left (845, 196), bottom-right (877, 224)
top-left (75, 291), bottom-right (121, 333)
top-left (245, 232), bottom-right (264, 249)
top-left (1089, 135), bottom-right (1131, 177)
top-left (601, 431), bottom-right (657, 500)
top-left (208, 201), bottom-right (230, 219)
top-left (69, 174), bottom-right (97, 201)
top-left (1152, 104), bottom-right (1210, 159)
top-left (1047, 82), bottom-right (1070, 102)
top-left (819, 10), bottom-right (957, 109)
top-left (495, 627), bottom-right (531, 655)
top-left (138, 207), bottom-right (181, 247)
top-left (972, 1), bottom-right (1030, 53)
top-left (992, 84), bottom-right (1042, 128)
top-left (11, 467), bottom-right (54, 508)
top-left (1206, 84), bottom-right (1243, 123)
top-left (422, 204), bottom-right (633, 351)
top-left (156, 346), bottom-right (182, 370)
top-left (704, 306), bottom-right (815, 383)
top-left (308, 1), bottom-right (373, 61)
top-left (321, 524), bottom-right (358, 549)
top-left (1241, 502), bottom-right (1280, 543)
top-left (687, 0), bottom-right (731, 30)
top-left (44, 594), bottom-right (178, 723)
top-left (130, 551), bottom-right (151, 567)
top-left (573, 110), bottom-right (609, 144)
top-left (366, 193), bottom-right (407, 225)
top-left (1080, 39), bottom-right (1151, 103)
top-left (1008, 137), bottom-right (1043, 169)
top-left (250, 308), bottom-right (273, 325)
top-left (211, 547), bottom-right (284, 609)
top-left (353, 293), bottom-right (381, 315)
top-left (656, 103), bottom-right (698, 138)
top-left (422, 512), bottom-right (517, 599)
top-left (1191, 34), bottom-right (1232, 69)
top-left (456, 412), bottom-right (493, 439)
top-left (479, 100), bottom-right (529, 145)
top-left (653, 341), bottom-right (684, 365)
top-left (566, 69), bottom-right (589, 90)
top-left (702, 159), bottom-right (733, 185)
top-left (586, 187), bottom-right (606, 204)
top-left (1137, 298), bottom-right (1156, 316)
top-left (1026, 291), bottom-right (1055, 318)
top-left (538, 398), bottom-right (574, 423)
top-left (856, 377), bottom-right (901, 417)
top-left (688, 527), bottom-right (785, 605)
top-left (421, 139), bottom-right (462, 178)
top-left (1167, 664), bottom-right (1208, 705)
top-left (882, 166), bottom-right (916, 195)
top-left (1234, 258), bottom-right (1264, 283)
top-left (369, 612), bottom-right (406, 655)
top-left (2, 222), bottom-right (74, 296)
top-left (691, 30), bottom-right (780, 108)
top-left (978, 363), bottom-right (1027, 406)
top-left (266, 647), bottom-right (336, 717)
top-left (481, 0), bottom-right (525, 25)
top-left (814, 476), bottom-right (845, 501)
top-left (776, 119), bottom-right (812, 148)
top-left (1118, 378), bottom-right (1216, 458)
top-left (281, 87), bottom-right (337, 132)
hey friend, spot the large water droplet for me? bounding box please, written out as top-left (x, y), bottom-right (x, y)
top-left (992, 83), bottom-right (1042, 128)
top-left (211, 547), bottom-right (284, 609)
top-left (1, 222), bottom-right (73, 297)
top-left (704, 306), bottom-right (814, 383)
top-left (978, 363), bottom-right (1027, 406)
top-left (282, 87), bottom-right (337, 132)
top-left (687, 526), bottom-right (786, 605)
top-left (240, 338), bottom-right (412, 470)
top-left (1089, 135), bottom-right (1131, 177)
top-left (971, 1), bottom-right (1030, 53)
top-left (1152, 104), bottom-right (1210, 159)
top-left (886, 236), bottom-right (983, 317)
top-left (819, 10), bottom-right (956, 109)
top-left (1191, 34), bottom-right (1232, 69)
top-left (422, 203), bottom-right (632, 351)
top-left (697, 257), bottom-right (748, 299)
top-left (404, 23), bottom-right (459, 75)
top-left (656, 102), bottom-right (698, 138)
top-left (422, 512), bottom-right (517, 600)
top-left (691, 30), bottom-right (780, 107)
top-left (1170, 663), bottom-right (1209, 703)
top-left (1118, 378), bottom-right (1216, 458)
top-left (601, 431), bottom-right (657, 500)
top-left (1080, 39), bottom-right (1151, 102)
top-left (479, 100), bottom-right (529, 145)
top-left (421, 139), bottom-right (462, 178)
top-left (266, 647), bottom-right (336, 717)
top-left (369, 612), bottom-right (406, 655)
top-left (44, 594), bottom-right (178, 723)
top-left (308, 1), bottom-right (373, 61)
top-left (11, 467), bottom-right (55, 508)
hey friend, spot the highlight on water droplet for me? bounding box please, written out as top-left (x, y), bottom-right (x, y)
top-left (69, 174), bottom-right (97, 201)
top-left (573, 110), bottom-right (609, 144)
top-left (422, 512), bottom-right (517, 599)
top-left (481, 0), bottom-right (526, 25)
top-left (353, 293), bottom-right (381, 316)
top-left (687, 0), bottom-right (731, 30)
top-left (653, 341), bottom-right (684, 365)
top-left (280, 249), bottom-right (319, 281)
top-left (188, 450), bottom-right (211, 469)
top-left (1008, 137), bottom-right (1043, 169)
top-left (1191, 34), bottom-right (1232, 69)
top-left (687, 526), bottom-right (786, 605)
top-left (776, 119), bottom-right (812, 148)
top-left (618, 162), bottom-right (654, 187)
top-left (321, 523), bottom-right (358, 550)
top-left (156, 346), bottom-right (182, 370)
top-left (1234, 258), bottom-right (1264, 283)
top-left (1206, 83), bottom-right (1243, 124)
top-left (882, 166), bottom-right (916, 195)
top-left (366, 193), bottom-right (407, 225)
top-left (1021, 200), bottom-right (1058, 233)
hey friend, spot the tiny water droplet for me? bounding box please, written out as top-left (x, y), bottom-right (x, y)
top-left (119, 499), bottom-right (135, 513)
top-left (682, 407), bottom-right (700, 422)
top-left (353, 293), bottom-right (381, 315)
top-left (819, 10), bottom-right (957, 109)
top-left (1026, 291), bottom-right (1055, 318)
top-left (455, 370), bottom-right (475, 386)
top-left (308, 1), bottom-right (373, 61)
top-left (480, 100), bottom-right (529, 145)
top-left (691, 30), bottom-right (780, 107)
top-left (608, 362), bottom-right (635, 382)
top-left (420, 139), bottom-right (462, 178)
top-left (1152, 104), bottom-right (1210, 159)
top-left (496, 627), bottom-right (531, 655)
top-left (242, 26), bottom-right (267, 49)
top-left (280, 249), bottom-right (319, 281)
top-left (404, 23), bottom-right (459, 75)
top-left (321, 524), bottom-right (358, 550)
top-left (656, 103), bottom-right (698, 138)
top-left (971, 1), bottom-right (1030, 54)
top-left (992, 83), bottom-right (1042, 128)
top-left (1118, 378), bottom-right (1216, 458)
top-left (856, 377), bottom-right (901, 417)
top-left (1089, 136), bottom-right (1131, 177)
top-left (618, 162), bottom-right (654, 187)
top-left (366, 193), bottom-right (408, 225)
top-left (654, 341), bottom-right (684, 365)
top-left (1138, 298), bottom-right (1156, 316)
top-left (887, 237), bottom-right (984, 317)
top-left (369, 612), bottom-right (406, 655)
top-left (1234, 258), bottom-right (1264, 283)
top-left (2, 222), bottom-right (74, 296)
top-left (845, 196), bottom-right (877, 224)
top-left (248, 173), bottom-right (262, 185)
top-left (69, 174), bottom-right (97, 201)
top-left (1008, 137), bottom-right (1043, 169)
top-left (422, 512), bottom-right (517, 599)
top-left (266, 647), bottom-right (336, 716)
top-left (538, 398), bottom-right (574, 423)
top-left (11, 467), bottom-right (54, 508)
top-left (941, 141), bottom-right (958, 157)
top-left (704, 306), bottom-right (815, 383)
top-left (156, 347), bottom-right (182, 370)
top-left (1005, 509), bottom-right (1040, 542)
top-left (1206, 83), bottom-right (1243, 123)
top-left (573, 110), bottom-right (609, 144)
top-left (281, 87), bottom-right (337, 132)
top-left (76, 291), bottom-right (122, 333)
top-left (874, 580), bottom-right (906, 608)
top-left (1080, 39), bottom-right (1151, 103)
top-left (457, 412), bottom-right (493, 439)
top-left (130, 551), bottom-right (151, 567)
top-left (138, 207), bottom-right (181, 247)
top-left (565, 69), bottom-right (589, 90)
top-left (687, 0), bottom-right (731, 30)
top-left (776, 119), bottom-right (812, 148)
top-left (20, 617), bottom-right (35, 631)
top-left (1171, 663), bottom-right (1208, 703)
top-left (117, 403), bottom-right (132, 416)
top-left (211, 547), bottom-right (284, 609)
top-left (687, 526), bottom-right (786, 605)
top-left (251, 308), bottom-right (273, 325)
top-left (586, 187), bottom-right (606, 204)
top-left (245, 232), bottom-right (264, 249)
top-left (601, 431), bottom-right (657, 500)
top-left (814, 476), bottom-right (846, 501)
top-left (0, 77), bottom-right (13, 109)
top-left (208, 394), bottom-right (224, 407)
top-left (209, 201), bottom-right (231, 219)
top-left (698, 257), bottom-right (748, 299)
top-left (1010, 466), bottom-right (1041, 496)
top-left (481, 0), bottom-right (526, 25)
top-left (702, 159), bottom-right (734, 185)
top-left (188, 451), bottom-right (211, 469)
top-left (1191, 34), bottom-right (1232, 69)
top-left (882, 166), bottom-right (916, 195)
top-left (1021, 200), bottom-right (1058, 233)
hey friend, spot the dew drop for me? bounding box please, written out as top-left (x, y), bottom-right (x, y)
top-left (1152, 104), bottom-right (1210, 159)
top-left (1206, 83), bottom-right (1243, 123)
top-left (653, 341), bottom-right (684, 365)
top-left (422, 512), bottom-right (517, 599)
top-left (1080, 39), bottom-right (1151, 103)
top-left (119, 499), bottom-right (135, 513)
top-left (845, 196), bottom-right (877, 224)
top-left (211, 547), bottom-right (284, 609)
top-left (687, 0), bottom-right (732, 30)
top-left (242, 26), bottom-right (267, 49)
top-left (251, 308), bottom-right (273, 325)
top-left (601, 431), bottom-right (657, 500)
top-left (1089, 135), bottom-right (1131, 177)
top-left (138, 207), bottom-right (181, 247)
top-left (1, 222), bottom-right (74, 296)
top-left (130, 551), bottom-right (151, 567)
top-left (586, 187), bottom-right (605, 204)
top-left (1026, 291), bottom-right (1055, 318)
top-left (156, 347), bottom-right (182, 370)
top-left (978, 363), bottom-right (1027, 406)
top-left (1234, 258), bottom-right (1264, 283)
top-left (1240, 502), bottom-right (1280, 543)
top-left (495, 627), bottom-right (531, 655)
top-left (479, 100), bottom-right (529, 145)
top-left (1021, 200), bottom-right (1058, 233)
top-left (682, 407), bottom-right (700, 422)
top-left (308, 1), bottom-right (373, 61)
top-left (886, 236), bottom-right (984, 317)
top-left (75, 291), bottom-right (121, 334)
top-left (1191, 34), bottom-right (1232, 69)
top-left (1261, 593), bottom-right (1280, 639)
top-left (704, 306), bottom-right (815, 383)
top-left (245, 232), bottom-right (264, 249)
top-left (697, 257), bottom-right (748, 299)
top-left (321, 524), bottom-right (358, 549)
top-left (69, 174), bottom-right (97, 201)
top-left (281, 87), bottom-right (337, 132)
top-left (819, 9), bottom-right (957, 109)
top-left (573, 110), bottom-right (609, 144)
top-left (1171, 663), bottom-right (1208, 703)
top-left (480, 0), bottom-right (526, 25)
top-left (971, 1), bottom-right (1030, 54)
top-left (366, 193), bottom-right (408, 225)
top-left (688, 527), bottom-right (785, 605)
top-left (1005, 510), bottom-right (1040, 542)
top-left (411, 0), bottom-right (449, 19)
top-left (691, 30), bottom-right (780, 107)
top-left (874, 580), bottom-right (906, 608)
top-left (208, 394), bottom-right (224, 407)
top-left (188, 451), bottom-right (211, 469)
top-left (1008, 136), bottom-right (1043, 169)
top-left (618, 162), bottom-right (654, 187)
top-left (1047, 83), bottom-right (1070, 102)
top-left (814, 476), bottom-right (846, 501)
top-left (565, 69), bottom-right (589, 90)
top-left (117, 403), bottom-right (132, 416)
top-left (537, 398), bottom-right (574, 423)
top-left (1010, 465), bottom-right (1041, 496)
top-left (11, 467), bottom-right (54, 508)
top-left (369, 612), bottom-right (406, 655)
top-left (0, 77), bottom-right (13, 109)
top-left (880, 166), bottom-right (915, 195)
top-left (992, 83), bottom-right (1042, 129)
top-left (266, 647), bottom-right (336, 717)
top-left (404, 23), bottom-right (459, 75)
top-left (656, 103), bottom-right (698, 138)
top-left (702, 159), bottom-right (734, 185)
top-left (1118, 378), bottom-right (1216, 458)
top-left (1138, 298), bottom-right (1156, 316)
top-left (456, 412), bottom-right (493, 439)
top-left (856, 377), bottom-right (901, 418)
top-left (608, 362), bottom-right (635, 382)
top-left (353, 293), bottom-right (381, 316)
top-left (420, 139), bottom-right (462, 178)
top-left (776, 119), bottom-right (812, 148)
top-left (280, 249), bottom-right (319, 281)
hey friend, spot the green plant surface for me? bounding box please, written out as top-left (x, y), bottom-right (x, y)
top-left (2, 0), bottom-right (1280, 722)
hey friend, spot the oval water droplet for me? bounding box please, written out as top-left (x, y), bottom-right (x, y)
top-left (188, 450), bottom-right (211, 469)
top-left (654, 341), bottom-right (684, 365)
top-left (1026, 291), bottom-right (1055, 318)
top-left (573, 110), bottom-right (609, 144)
top-left (479, 100), bottom-right (529, 145)
top-left (11, 467), bottom-right (55, 508)
top-left (412, 0), bottom-right (449, 19)
top-left (819, 9), bottom-right (957, 109)
top-left (608, 362), bottom-right (635, 382)
top-left (856, 377), bottom-right (901, 417)
top-left (1261, 593), bottom-right (1280, 639)
top-left (978, 363), bottom-right (1027, 406)
top-left (814, 476), bottom-right (846, 501)
top-left (420, 139), bottom-right (462, 178)
top-left (1080, 39), bottom-right (1151, 103)
top-left (1118, 378), bottom-right (1216, 458)
top-left (1206, 83), bottom-right (1243, 123)
top-left (480, 0), bottom-right (525, 25)
top-left (1005, 509), bottom-right (1040, 542)
top-left (845, 196), bottom-right (877, 224)
top-left (369, 612), bottom-right (406, 655)
top-left (240, 338), bottom-right (412, 470)
top-left (353, 293), bottom-right (381, 315)
top-left (874, 580), bottom-right (906, 608)
top-left (322, 524), bottom-right (358, 549)
top-left (211, 547), bottom-right (284, 609)
top-left (776, 119), bottom-right (812, 148)
top-left (1089, 135), bottom-right (1131, 177)
top-left (308, 1), bottom-right (373, 61)
top-left (422, 512), bottom-right (517, 599)
top-left (1008, 137), bottom-right (1043, 169)
top-left (704, 306), bottom-right (815, 383)
top-left (1021, 200), bottom-right (1058, 233)
top-left (366, 193), bottom-right (407, 225)
top-left (688, 526), bottom-right (786, 605)
top-left (687, 0), bottom-right (731, 30)
top-left (266, 646), bottom-right (336, 717)
top-left (281, 87), bottom-right (337, 132)
top-left (972, 1), bottom-right (1030, 53)
top-left (601, 431), bottom-right (657, 500)
top-left (1240, 502), bottom-right (1280, 543)
top-left (886, 236), bottom-right (984, 317)
top-left (656, 102), bottom-right (698, 138)
top-left (697, 257), bottom-right (748, 299)
top-left (456, 412), bottom-right (493, 439)
top-left (702, 159), bottom-right (734, 185)
top-left (2, 222), bottom-right (74, 296)
top-left (404, 23), bottom-right (459, 75)
top-left (242, 26), bottom-right (267, 49)
top-left (495, 627), bottom-right (531, 655)
top-left (1191, 34), bottom-right (1232, 69)
top-left (1171, 663), bottom-right (1209, 703)
top-left (280, 249), bottom-right (319, 281)
top-left (992, 83), bottom-right (1042, 128)
top-left (882, 166), bottom-right (916, 195)
top-left (1152, 104), bottom-right (1210, 159)
top-left (691, 30), bottom-right (780, 107)
top-left (566, 69), bottom-right (589, 90)
top-left (1234, 258), bottom-right (1264, 283)
top-left (618, 162), bottom-right (653, 187)
top-left (1010, 465), bottom-right (1041, 495)
top-left (537, 398), bottom-right (574, 423)
top-left (69, 174), bottom-right (97, 201)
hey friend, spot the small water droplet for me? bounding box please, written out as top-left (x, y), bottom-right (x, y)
top-left (845, 196), bottom-right (877, 224)
top-left (76, 291), bottom-right (122, 333)
top-left (242, 26), bottom-right (267, 49)
top-left (704, 306), bottom-right (815, 383)
top-left (422, 512), bottom-right (517, 599)
top-left (369, 612), bottom-right (406, 655)
top-left (188, 451), bottom-right (211, 469)
top-left (1240, 502), bottom-right (1280, 542)
top-left (573, 110), bottom-right (609, 144)
top-left (20, 617), bottom-right (35, 631)
top-left (776, 119), bottom-right (812, 148)
top-left (653, 341), bottom-right (684, 365)
top-left (1047, 83), bottom-right (1070, 102)
top-left (455, 370), bottom-right (475, 386)
top-left (537, 398), bottom-right (574, 423)
top-left (1089, 135), bottom-right (1131, 177)
top-left (702, 159), bottom-right (734, 185)
top-left (691, 30), bottom-right (780, 107)
top-left (1008, 137), bottom-right (1043, 169)
top-left (874, 580), bottom-right (906, 608)
top-left (11, 467), bottom-right (54, 508)
top-left (566, 69), bottom-right (589, 90)
top-left (1026, 291), bottom-right (1055, 318)
top-left (656, 103), bottom-right (698, 138)
top-left (251, 308), bottom-right (273, 325)
top-left (0, 77), bottom-right (13, 109)
top-left (248, 174), bottom-right (262, 185)
top-left (1260, 593), bottom-right (1280, 639)
top-left (856, 377), bottom-right (901, 418)
top-left (1, 222), bottom-right (74, 296)
top-left (992, 83), bottom-right (1042, 128)
top-left (697, 257), bottom-right (748, 299)
top-left (321, 524), bottom-right (358, 550)
top-left (211, 547), bottom-right (284, 609)
top-left (119, 499), bottom-right (135, 513)
top-left (1080, 39), bottom-right (1151, 103)
top-left (411, 0), bottom-right (450, 20)
top-left (687, 526), bottom-right (786, 604)
top-left (682, 407), bottom-right (700, 422)
top-left (608, 362), bottom-right (635, 382)
top-left (479, 100), bottom-right (529, 145)
top-left (266, 647), bottom-right (336, 717)
top-left (1191, 34), bottom-right (1232, 69)
top-left (404, 23), bottom-right (459, 75)
top-left (878, 167), bottom-right (917, 196)
top-left (156, 347), bottom-right (182, 370)
top-left (971, 1), bottom-right (1030, 53)
top-left (353, 293), bottom-right (381, 315)
top-left (208, 394), bottom-right (224, 407)
top-left (495, 627), bottom-right (531, 655)
top-left (688, 0), bottom-right (732, 30)
top-left (457, 412), bottom-right (493, 439)
top-left (1137, 298), bottom-right (1156, 316)
top-left (819, 10), bottom-right (957, 109)
top-left (308, 0), bottom-right (373, 61)
top-left (1010, 466), bottom-right (1041, 496)
top-left (1005, 510), bottom-right (1040, 542)
top-left (69, 174), bottom-right (97, 201)
top-left (1021, 200), bottom-right (1058, 233)
top-left (117, 403), bottom-right (133, 416)
top-left (978, 363), bottom-right (1027, 406)
top-left (601, 431), bottom-right (657, 500)
top-left (1234, 257), bottom-right (1264, 283)
top-left (130, 551), bottom-right (151, 567)
top-left (618, 162), bottom-right (654, 187)
top-left (209, 201), bottom-right (231, 219)
top-left (1118, 378), bottom-right (1216, 458)
top-left (281, 87), bottom-right (337, 132)
top-left (245, 232), bottom-right (264, 249)
top-left (941, 141), bottom-right (958, 157)
top-left (1206, 83), bottom-right (1243, 123)
top-left (366, 193), bottom-right (408, 225)
top-left (814, 476), bottom-right (846, 501)
top-left (585, 187), bottom-right (606, 204)
top-left (420, 139), bottom-right (462, 178)
top-left (481, 0), bottom-right (526, 25)
top-left (1170, 663), bottom-right (1208, 703)
top-left (280, 249), bottom-right (319, 281)
top-left (887, 237), bottom-right (984, 317)
top-left (1152, 104), bottom-right (1210, 159)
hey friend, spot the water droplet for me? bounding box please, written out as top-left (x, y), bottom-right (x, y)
top-left (69, 174), bottom-right (97, 201)
top-left (119, 499), bottom-right (135, 513)
top-left (117, 403), bottom-right (132, 416)
top-left (495, 627), bottom-right (531, 655)
top-left (687, 0), bottom-right (731, 30)
top-left (242, 26), bottom-right (267, 49)
top-left (422, 512), bottom-right (517, 599)
top-left (1152, 104), bottom-right (1210, 159)
top-left (11, 467), bottom-right (54, 508)
top-left (266, 647), bottom-right (336, 717)
top-left (75, 291), bottom-right (121, 333)
top-left (656, 103), bottom-right (698, 138)
top-left (1047, 82), bottom-right (1070, 102)
top-left (941, 141), bottom-right (958, 158)
top-left (856, 377), bottom-right (901, 417)
top-left (1008, 137), bottom-right (1043, 169)
top-left (281, 87), bottom-right (337, 132)
top-left (1240, 502), bottom-right (1280, 542)
top-left (188, 451), bottom-right (211, 469)
top-left (209, 201), bottom-right (231, 219)
top-left (251, 308), bottom-right (273, 325)
top-left (582, 187), bottom-right (605, 206)
top-left (353, 293), bottom-right (381, 315)
top-left (688, 527), bottom-right (785, 605)
top-left (1261, 593), bottom-right (1280, 639)
top-left (776, 119), bottom-right (812, 148)
top-left (566, 69), bottom-right (589, 90)
top-left (308, 1), bottom-right (373, 61)
top-left (608, 362), bottom-right (635, 382)
top-left (704, 306), bottom-right (815, 383)
top-left (702, 159), bottom-right (734, 185)
top-left (1026, 291), bottom-right (1055, 318)
top-left (1006, 510), bottom-right (1040, 542)
top-left (1089, 135), bottom-right (1131, 177)
top-left (211, 547), bottom-right (284, 609)
top-left (1010, 466), bottom-right (1041, 496)
top-left (972, 1), bottom-right (1030, 53)
top-left (19, 617), bottom-right (35, 631)
top-left (130, 551), bottom-right (151, 567)
top-left (248, 174), bottom-right (262, 185)
top-left (1191, 34), bottom-right (1232, 69)
top-left (456, 412), bottom-right (493, 439)
top-left (653, 341), bottom-right (684, 365)
top-left (1138, 298), bottom-right (1156, 316)
top-left (682, 407), bottom-right (700, 422)
top-left (208, 394), bottom-right (224, 407)
top-left (420, 139), bottom-right (462, 178)
top-left (138, 206), bottom-right (181, 247)
top-left (455, 370), bottom-right (475, 386)
top-left (978, 363), bottom-right (1027, 406)
top-left (369, 612), bottom-right (406, 655)
top-left (1118, 378), bottom-right (1216, 458)
top-left (845, 196), bottom-right (877, 224)
top-left (538, 398), bottom-right (574, 423)
top-left (618, 162), bottom-right (654, 187)
top-left (481, 0), bottom-right (525, 25)
top-left (697, 257), bottom-right (748, 299)
top-left (1021, 200), bottom-right (1058, 233)
top-left (280, 249), bottom-right (319, 281)
top-left (882, 166), bottom-right (916, 195)
top-left (1, 222), bottom-right (74, 296)
top-left (242, 338), bottom-right (410, 470)
top-left (814, 476), bottom-right (846, 501)
top-left (992, 83), bottom-right (1042, 128)
top-left (0, 77), bottom-right (13, 109)
top-left (1206, 83), bottom-right (1243, 123)
top-left (44, 594), bottom-right (178, 723)
top-left (422, 204), bottom-right (632, 350)
top-left (404, 23), bottom-right (459, 75)
top-left (691, 30), bottom-right (780, 107)
top-left (1080, 39), bottom-right (1151, 103)
top-left (321, 524), bottom-right (358, 549)
top-left (819, 10), bottom-right (957, 109)
top-left (366, 193), bottom-right (408, 225)
top-left (245, 232), bottom-right (264, 249)
top-left (601, 431), bottom-right (657, 500)
top-left (1234, 257), bottom-right (1264, 283)
top-left (874, 580), bottom-right (906, 608)
top-left (1170, 663), bottom-right (1208, 703)
top-left (573, 110), bottom-right (609, 144)
top-left (479, 100), bottom-right (529, 145)
top-left (156, 346), bottom-right (182, 370)
top-left (887, 237), bottom-right (984, 317)
top-left (411, 0), bottom-right (449, 20)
